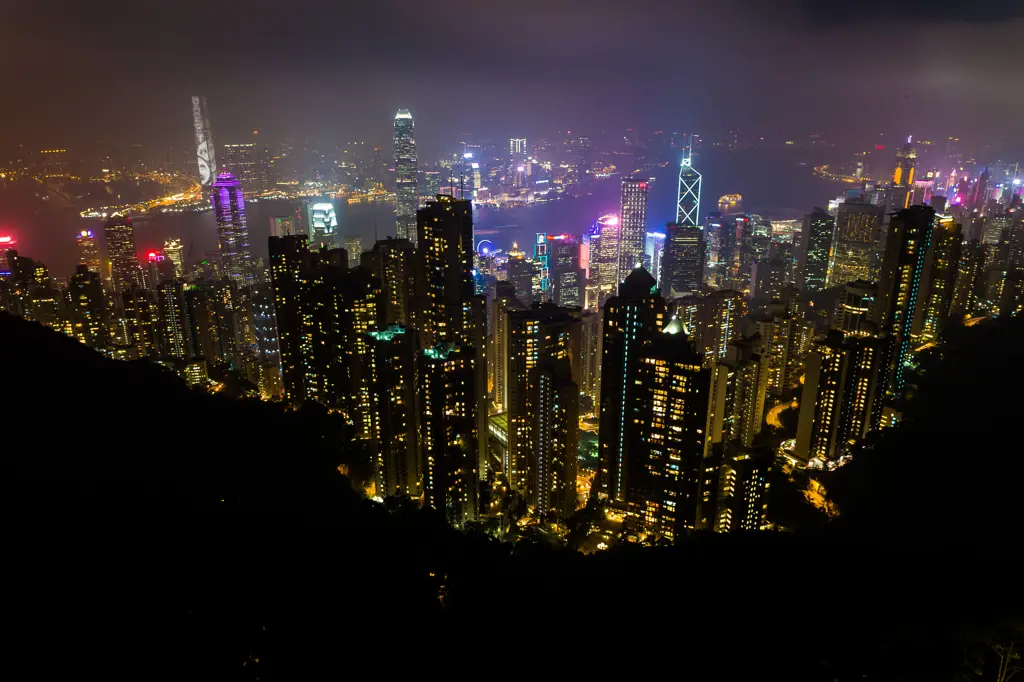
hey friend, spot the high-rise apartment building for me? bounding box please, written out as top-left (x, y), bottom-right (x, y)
top-left (912, 214), bottom-right (962, 341)
top-left (491, 281), bottom-right (523, 413)
top-left (713, 449), bottom-right (773, 533)
top-left (798, 208), bottom-right (833, 291)
top-left (68, 264), bottom-right (105, 348)
top-left (708, 335), bottom-right (767, 448)
top-left (366, 325), bottom-right (420, 499)
top-left (875, 205), bottom-right (934, 398)
top-left (796, 330), bottom-right (884, 462)
top-left (268, 235), bottom-right (311, 404)
top-left (118, 287), bottom-right (156, 357)
top-left (950, 240), bottom-right (986, 318)
top-left (617, 177), bottom-right (648, 286)
top-left (754, 301), bottom-right (796, 397)
top-left (163, 239), bottom-right (184, 279)
top-left (360, 237), bottom-right (415, 327)
top-left (694, 289), bottom-right (745, 361)
top-left (833, 280), bottom-right (878, 338)
top-left (212, 171), bottom-right (254, 286)
top-left (76, 230), bottom-right (101, 274)
top-left (416, 195), bottom-right (478, 348)
top-left (155, 280), bottom-right (192, 359)
top-left (394, 109), bottom-right (418, 243)
top-left (660, 222), bottom-right (704, 298)
top-left (597, 268), bottom-right (666, 503)
top-left (104, 216), bottom-right (143, 291)
top-left (827, 202), bottom-right (884, 287)
top-left (506, 304), bottom-right (580, 517)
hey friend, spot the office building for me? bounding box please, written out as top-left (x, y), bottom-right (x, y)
top-left (306, 201), bottom-right (338, 250)
top-left (796, 331), bottom-right (884, 463)
top-left (676, 152), bottom-right (702, 226)
top-left (360, 237), bottom-right (415, 327)
top-left (366, 325), bottom-right (420, 499)
top-left (0, 234), bottom-right (15, 274)
top-left (548, 235), bottom-right (584, 308)
top-left (68, 264), bottom-right (105, 348)
top-left (694, 289), bottom-right (745, 361)
top-left (875, 205), bottom-right (934, 398)
top-left (798, 208), bottom-right (833, 291)
top-left (595, 213), bottom-right (620, 306)
top-left (145, 252), bottom-right (176, 290)
top-left (506, 304), bottom-right (580, 517)
top-left (164, 239), bottom-right (184, 279)
top-left (827, 202), bottom-right (884, 287)
top-left (344, 235), bottom-right (362, 268)
top-left (76, 230), bottom-right (101, 274)
top-left (596, 268), bottom-right (666, 503)
top-left (506, 243), bottom-right (535, 306)
top-left (221, 142), bottom-right (257, 189)
top-left (394, 109), bottom-right (418, 243)
top-left (270, 215), bottom-right (296, 237)
top-left (212, 171), bottom-right (254, 286)
top-left (912, 214), bottom-right (962, 341)
top-left (105, 216), bottom-right (143, 291)
top-left (892, 137), bottom-right (917, 209)
top-left (660, 222), bottom-right (704, 298)
top-left (617, 177), bottom-right (649, 285)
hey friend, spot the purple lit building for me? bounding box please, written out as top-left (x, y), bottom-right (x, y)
top-left (212, 171), bottom-right (254, 285)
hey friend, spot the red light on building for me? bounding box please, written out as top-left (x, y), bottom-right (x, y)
top-left (875, 144), bottom-right (886, 150)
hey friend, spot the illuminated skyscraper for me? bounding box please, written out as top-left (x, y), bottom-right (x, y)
top-left (361, 238), bottom-right (415, 327)
top-left (394, 109), bottom-right (418, 243)
top-left (0, 234), bottom-right (15, 274)
top-left (753, 301), bottom-right (796, 397)
top-left (833, 280), bottom-right (878, 338)
top-left (596, 214), bottom-right (620, 306)
top-left (622, 321), bottom-right (711, 539)
top-left (827, 202), bottom-right (884, 287)
top-left (491, 281), bottom-right (523, 413)
top-left (694, 289), bottom-right (745, 361)
top-left (221, 142), bottom-right (256, 189)
top-left (269, 235), bottom-right (311, 404)
top-left (417, 344), bottom-right (480, 526)
top-left (163, 239), bottom-right (184, 279)
top-left (708, 335), bottom-right (767, 448)
top-left (306, 201), bottom-right (338, 250)
top-left (912, 214), bottom-right (962, 341)
top-left (344, 235), bottom-right (362, 268)
top-left (155, 280), bottom-right (192, 359)
top-left (617, 177), bottom-right (649, 285)
top-left (713, 449), bottom-right (773, 533)
top-left (597, 268), bottom-right (666, 504)
top-left (798, 208), bottom-right (833, 291)
top-left (875, 205), bottom-right (934, 398)
top-left (676, 153), bottom-right (701, 226)
top-left (191, 95), bottom-right (217, 187)
top-left (506, 304), bottom-right (580, 517)
top-left (893, 136), bottom-right (917, 209)
top-left (366, 325), bottom-right (420, 499)
top-left (950, 240), bottom-right (986, 318)
top-left (211, 171), bottom-right (254, 286)
top-left (660, 222), bottom-right (704, 298)
top-left (548, 235), bottom-right (583, 308)
top-left (68, 264), bottom-right (105, 348)
top-left (76, 230), bottom-right (101, 274)
top-left (796, 330), bottom-right (883, 463)
top-left (118, 287), bottom-right (156, 357)
top-left (104, 216), bottom-right (143, 291)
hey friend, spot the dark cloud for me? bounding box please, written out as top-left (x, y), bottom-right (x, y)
top-left (1, 0), bottom-right (1021, 156)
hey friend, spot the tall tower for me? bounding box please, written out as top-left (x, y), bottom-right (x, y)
top-left (268, 235), bottom-right (311, 404)
top-left (617, 177), bottom-right (648, 286)
top-left (798, 208), bottom-right (834, 291)
top-left (596, 214), bottom-right (620, 306)
top-left (360, 237), bottom-right (415, 327)
top-left (211, 171), bottom-right (254, 286)
top-left (676, 152), bottom-right (702, 226)
top-left (155, 280), bottom-right (192, 359)
top-left (660, 223), bottom-right (705, 298)
top-left (68, 264), bottom-right (106, 348)
top-left (876, 205), bottom-right (934, 399)
top-left (394, 109), bottom-right (418, 243)
top-left (912, 214), bottom-right (962, 341)
top-left (191, 95), bottom-right (217, 187)
top-left (164, 238), bottom-right (184, 279)
top-left (893, 137), bottom-right (917, 209)
top-left (827, 202), bottom-right (884, 287)
top-left (76, 229), bottom-right (102, 275)
top-left (104, 216), bottom-right (143, 291)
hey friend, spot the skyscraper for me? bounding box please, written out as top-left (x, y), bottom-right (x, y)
top-left (708, 335), bottom-right (767, 448)
top-left (394, 109), bottom-right (418, 243)
top-left (798, 208), bottom-right (834, 291)
top-left (76, 230), bottom-right (101, 275)
top-left (596, 214), bottom-right (620, 306)
top-left (694, 289), bottom-right (745, 361)
top-left (68, 264), bottom-right (105, 348)
top-left (827, 202), bottom-right (884, 287)
top-left (548, 235), bottom-right (584, 308)
top-left (796, 330), bottom-right (884, 463)
top-left (344, 235), bottom-right (362, 268)
top-left (506, 304), bottom-right (580, 517)
top-left (366, 325), bottom-right (420, 499)
top-left (660, 222), bottom-right (705, 298)
top-left (104, 216), bottom-right (143, 291)
top-left (875, 205), bottom-right (934, 398)
top-left (912, 214), bottom-right (962, 341)
top-left (676, 153), bottom-right (701, 226)
top-left (416, 195), bottom-right (477, 348)
top-left (212, 171), bottom-right (254, 286)
top-left (360, 238), bottom-right (415, 327)
top-left (164, 239), bottom-right (184, 279)
top-left (491, 281), bottom-right (523, 413)
top-left (833, 280), bottom-right (878, 338)
top-left (191, 95), bottom-right (217, 187)
top-left (268, 234), bottom-right (311, 404)
top-left (617, 177), bottom-right (648, 286)
top-left (155, 280), bottom-right (192, 359)
top-left (893, 137), bottom-right (917, 209)
top-left (221, 142), bottom-right (256, 189)
top-left (306, 201), bottom-right (338, 250)
top-left (597, 268), bottom-right (666, 504)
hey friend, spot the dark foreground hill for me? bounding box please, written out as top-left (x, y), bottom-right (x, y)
top-left (5, 312), bottom-right (1021, 680)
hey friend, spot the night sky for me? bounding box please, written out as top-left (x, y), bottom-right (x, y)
top-left (2, 0), bottom-right (1022, 155)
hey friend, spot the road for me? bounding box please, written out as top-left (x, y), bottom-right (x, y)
top-left (766, 400), bottom-right (797, 429)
